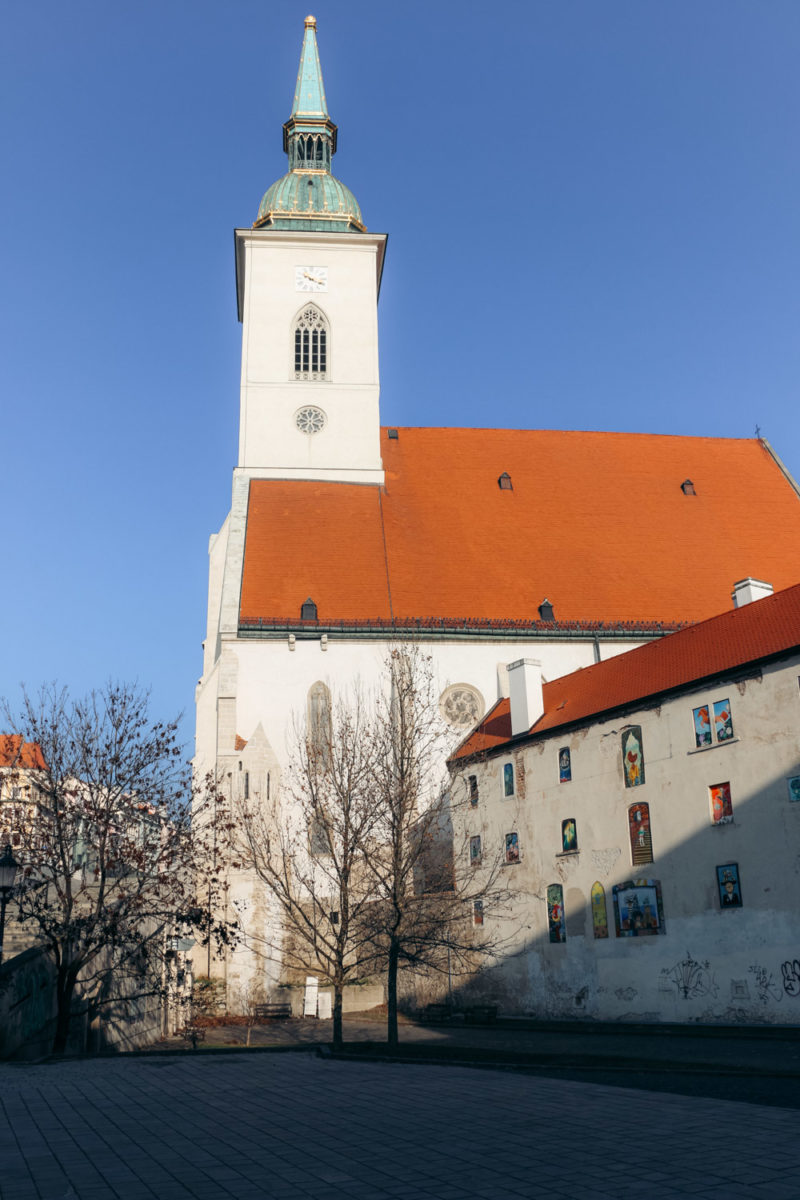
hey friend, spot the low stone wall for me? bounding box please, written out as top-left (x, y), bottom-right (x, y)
top-left (0, 946), bottom-right (163, 1059)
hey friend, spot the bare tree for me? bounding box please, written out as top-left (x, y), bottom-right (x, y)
top-left (233, 690), bottom-right (379, 1050)
top-left (363, 647), bottom-right (510, 1049)
top-left (1, 683), bottom-right (229, 1055)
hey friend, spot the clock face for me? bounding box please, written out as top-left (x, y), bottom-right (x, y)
top-left (295, 265), bottom-right (328, 292)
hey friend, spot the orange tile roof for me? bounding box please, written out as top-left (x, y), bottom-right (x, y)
top-left (452, 581), bottom-right (800, 760)
top-left (0, 735), bottom-right (46, 770)
top-left (240, 429), bottom-right (800, 627)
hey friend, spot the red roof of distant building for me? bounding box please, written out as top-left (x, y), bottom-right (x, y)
top-left (0, 735), bottom-right (46, 770)
top-left (240, 430), bottom-right (800, 628)
top-left (452, 581), bottom-right (800, 760)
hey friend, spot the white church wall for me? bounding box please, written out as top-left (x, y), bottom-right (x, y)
top-left (227, 634), bottom-right (650, 765)
top-left (237, 231), bottom-right (384, 479)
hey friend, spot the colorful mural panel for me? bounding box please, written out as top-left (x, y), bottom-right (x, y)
top-left (692, 704), bottom-right (711, 747)
top-left (628, 803), bottom-right (653, 864)
top-left (788, 776), bottom-right (800, 804)
top-left (473, 899), bottom-right (484, 926)
top-left (561, 818), bottom-right (577, 853)
top-left (559, 747), bottom-right (571, 783)
top-left (622, 727), bottom-right (645, 787)
top-left (590, 882), bottom-right (608, 939)
top-left (503, 762), bottom-right (514, 797)
top-left (613, 879), bottom-right (663, 936)
top-left (504, 832), bottom-right (520, 863)
top-left (717, 863), bottom-right (742, 908)
top-left (546, 884), bottom-right (566, 943)
top-left (710, 781), bottom-right (733, 825)
top-left (713, 698), bottom-right (733, 742)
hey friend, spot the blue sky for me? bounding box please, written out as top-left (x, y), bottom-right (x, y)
top-left (1, 0), bottom-right (798, 745)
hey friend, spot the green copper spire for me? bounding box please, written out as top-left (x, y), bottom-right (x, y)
top-left (291, 15), bottom-right (328, 118)
top-left (254, 16), bottom-right (365, 233)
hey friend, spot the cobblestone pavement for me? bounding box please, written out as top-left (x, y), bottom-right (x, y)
top-left (2, 1051), bottom-right (800, 1200)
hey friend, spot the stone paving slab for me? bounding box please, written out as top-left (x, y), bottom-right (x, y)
top-left (1, 1051), bottom-right (799, 1199)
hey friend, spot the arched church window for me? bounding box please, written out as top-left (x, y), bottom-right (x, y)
top-left (308, 681), bottom-right (332, 767)
top-left (293, 305), bottom-right (328, 380)
top-left (297, 137), bottom-right (305, 162)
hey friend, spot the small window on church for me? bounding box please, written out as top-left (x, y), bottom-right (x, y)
top-left (294, 305), bottom-right (328, 380)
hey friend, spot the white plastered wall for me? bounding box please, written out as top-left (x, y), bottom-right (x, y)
top-left (452, 653), bottom-right (800, 1024)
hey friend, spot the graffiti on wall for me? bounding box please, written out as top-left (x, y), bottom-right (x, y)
top-left (660, 953), bottom-right (719, 1000)
top-left (748, 963), bottom-right (782, 1004)
top-left (781, 960), bottom-right (800, 997)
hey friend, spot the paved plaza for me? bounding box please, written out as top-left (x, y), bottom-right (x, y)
top-left (2, 1051), bottom-right (800, 1200)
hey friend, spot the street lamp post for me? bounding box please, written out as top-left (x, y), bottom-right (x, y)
top-left (0, 843), bottom-right (20, 966)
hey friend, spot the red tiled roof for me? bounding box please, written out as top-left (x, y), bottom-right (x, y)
top-left (0, 735), bottom-right (46, 770)
top-left (240, 430), bottom-right (800, 627)
top-left (452, 581), bottom-right (800, 759)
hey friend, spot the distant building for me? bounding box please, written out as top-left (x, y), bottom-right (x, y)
top-left (450, 581), bottom-right (800, 1024)
top-left (195, 16), bottom-right (800, 1000)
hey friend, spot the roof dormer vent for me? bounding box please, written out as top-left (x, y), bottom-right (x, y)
top-left (681, 479), bottom-right (696, 495)
top-left (301, 597), bottom-right (318, 621)
top-left (498, 472), bottom-right (513, 491)
top-left (388, 428), bottom-right (399, 440)
top-left (538, 599), bottom-right (555, 622)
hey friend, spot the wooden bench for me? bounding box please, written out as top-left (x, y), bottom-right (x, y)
top-left (420, 1003), bottom-right (455, 1023)
top-left (463, 1004), bottom-right (498, 1026)
top-left (254, 1002), bottom-right (294, 1021)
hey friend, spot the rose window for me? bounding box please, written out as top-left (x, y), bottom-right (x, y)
top-left (439, 684), bottom-right (484, 729)
top-left (295, 406), bottom-right (327, 435)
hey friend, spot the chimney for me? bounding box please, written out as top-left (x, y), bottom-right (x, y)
top-left (507, 659), bottom-right (544, 737)
top-left (732, 578), bottom-right (773, 608)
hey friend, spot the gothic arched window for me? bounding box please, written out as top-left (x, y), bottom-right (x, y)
top-left (307, 681), bottom-right (332, 767)
top-left (294, 305), bottom-right (328, 380)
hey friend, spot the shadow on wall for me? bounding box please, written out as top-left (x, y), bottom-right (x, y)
top-left (0, 945), bottom-right (163, 1060)
top-left (401, 760), bottom-right (800, 1026)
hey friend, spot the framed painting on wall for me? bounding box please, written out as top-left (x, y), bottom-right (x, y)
top-left (717, 863), bottom-right (742, 908)
top-left (546, 884), bottom-right (566, 943)
top-left (622, 727), bottom-right (645, 788)
top-left (613, 879), bottom-right (663, 937)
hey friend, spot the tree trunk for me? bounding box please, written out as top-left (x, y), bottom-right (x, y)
top-left (332, 977), bottom-right (344, 1051)
top-left (387, 938), bottom-right (399, 1050)
top-left (52, 965), bottom-right (79, 1055)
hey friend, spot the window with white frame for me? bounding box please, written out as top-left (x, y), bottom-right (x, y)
top-left (692, 697), bottom-right (734, 748)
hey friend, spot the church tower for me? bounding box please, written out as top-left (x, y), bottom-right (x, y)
top-left (234, 16), bottom-right (386, 484)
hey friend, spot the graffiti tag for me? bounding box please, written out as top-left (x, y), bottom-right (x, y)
top-left (748, 963), bottom-right (782, 1004)
top-left (661, 953), bottom-right (718, 1000)
top-left (781, 960), bottom-right (800, 997)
